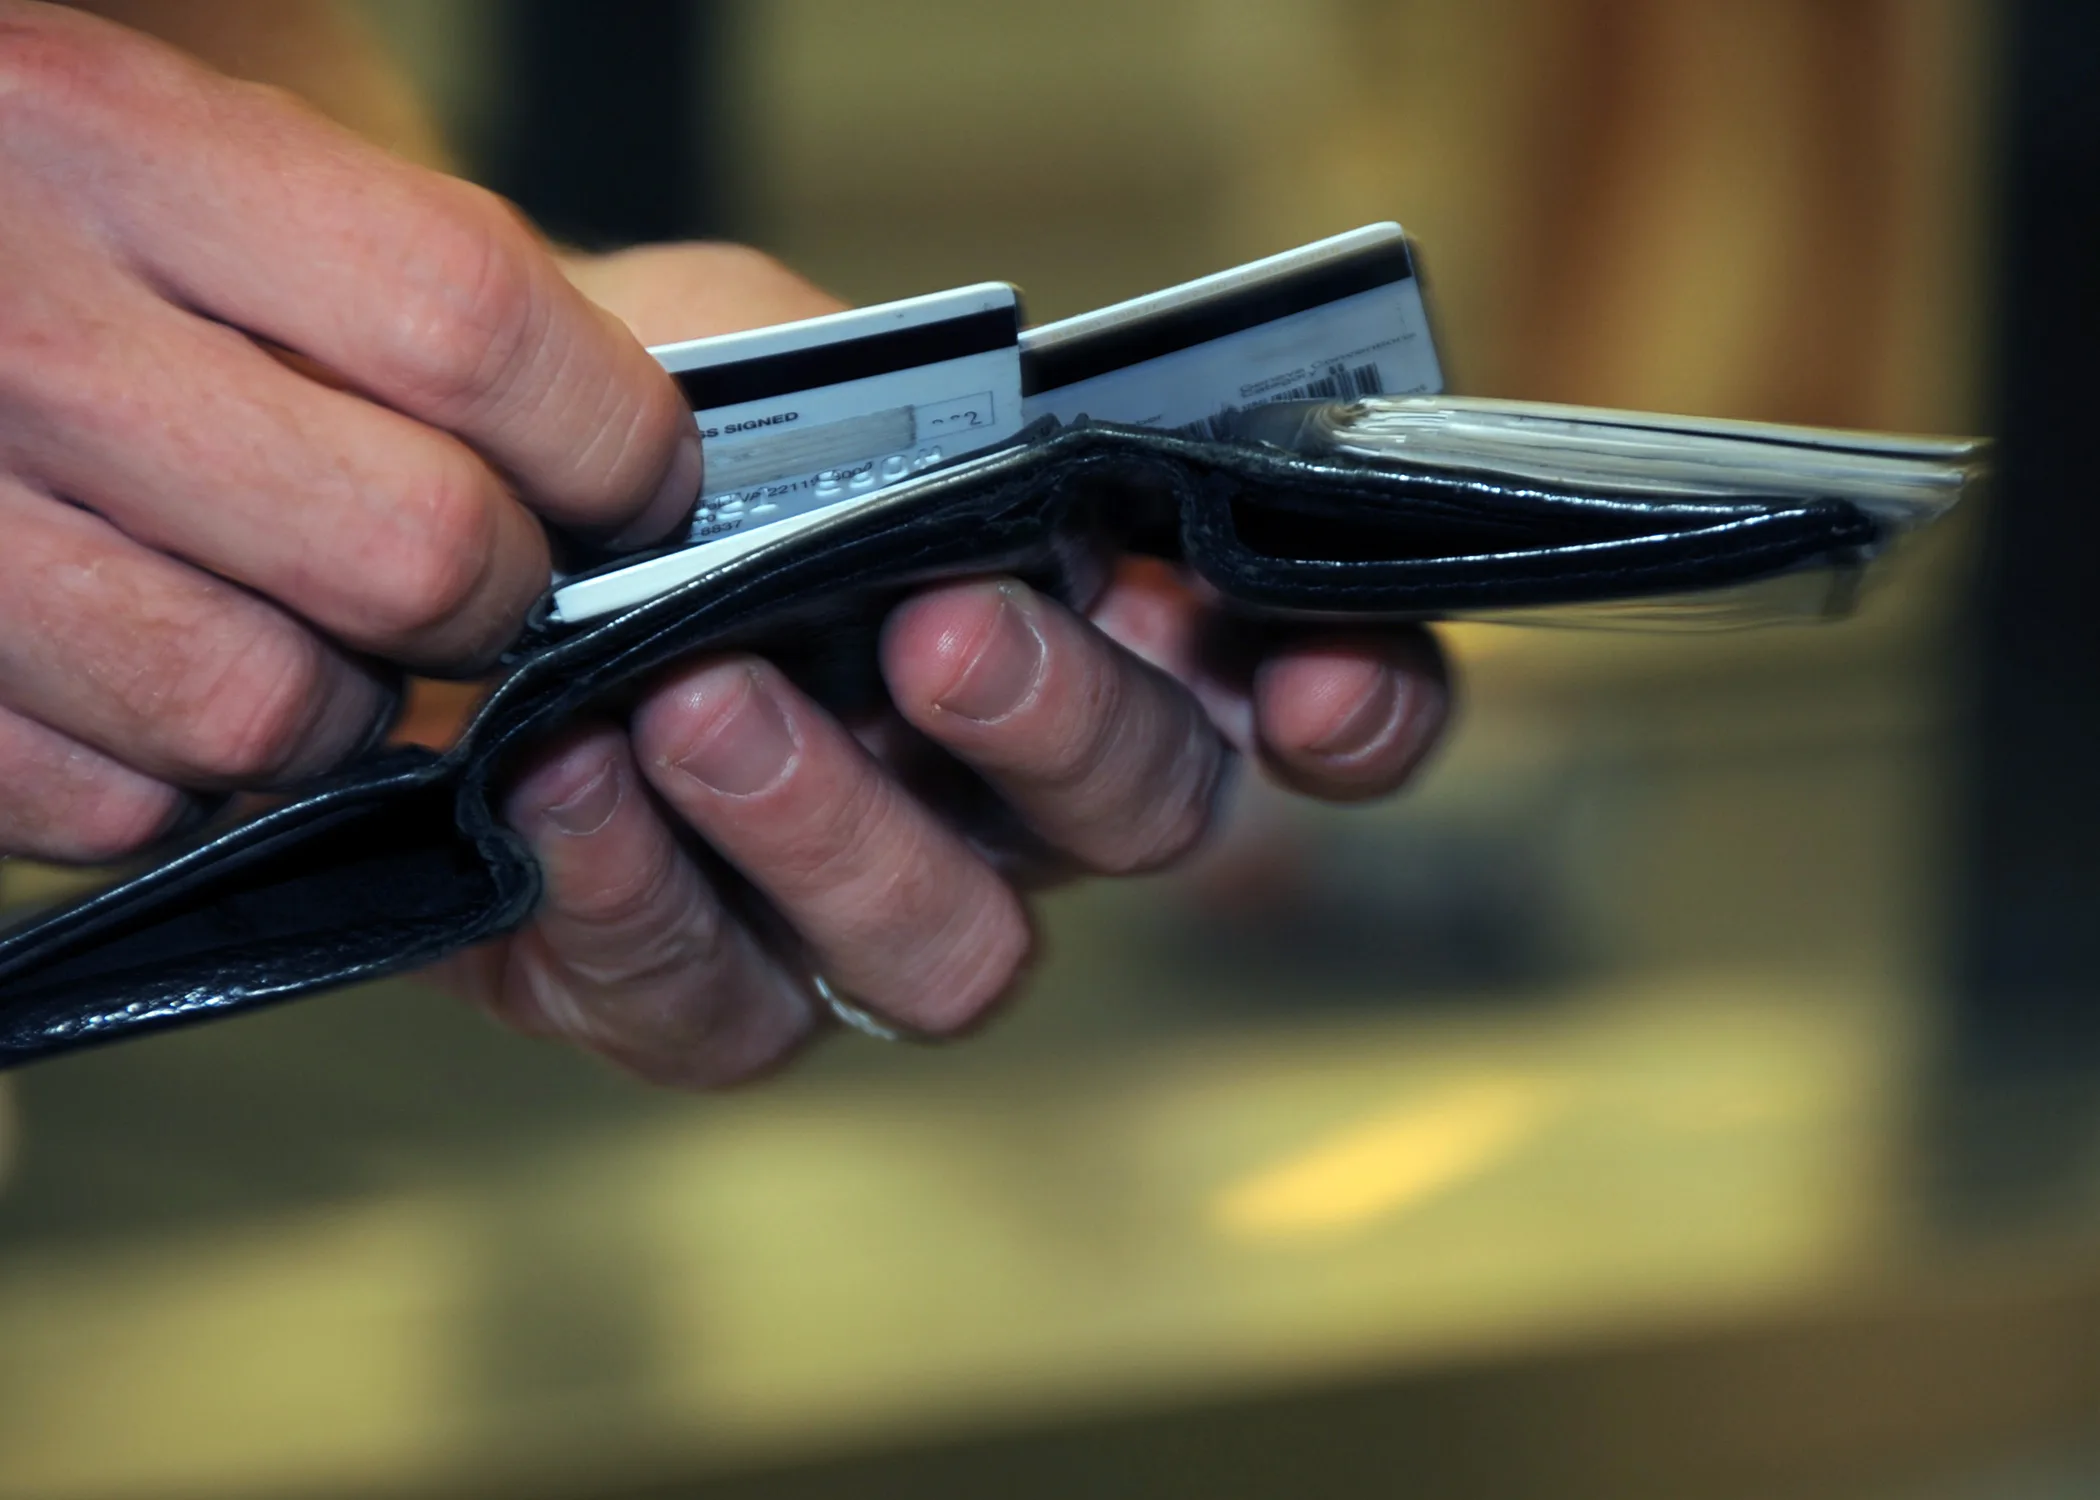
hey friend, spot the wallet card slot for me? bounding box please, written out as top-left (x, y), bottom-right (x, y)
top-left (1181, 463), bottom-right (1881, 616)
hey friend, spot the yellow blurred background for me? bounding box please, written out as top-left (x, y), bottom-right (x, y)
top-left (10, 3), bottom-right (2089, 1498)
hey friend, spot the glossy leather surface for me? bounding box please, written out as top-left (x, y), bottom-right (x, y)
top-left (0, 421), bottom-right (1879, 1066)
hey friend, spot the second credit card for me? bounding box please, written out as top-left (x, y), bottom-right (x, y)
top-left (1018, 223), bottom-right (1441, 437)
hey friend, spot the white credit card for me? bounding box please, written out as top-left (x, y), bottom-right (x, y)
top-left (551, 282), bottom-right (1023, 625)
top-left (1018, 223), bottom-right (1442, 437)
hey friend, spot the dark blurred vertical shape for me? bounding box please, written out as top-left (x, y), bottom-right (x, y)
top-left (1939, 0), bottom-right (2100, 1224)
top-left (490, 0), bottom-right (734, 248)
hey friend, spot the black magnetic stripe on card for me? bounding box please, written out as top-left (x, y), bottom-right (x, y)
top-left (674, 305), bottom-right (1020, 411)
top-left (1021, 240), bottom-right (1417, 396)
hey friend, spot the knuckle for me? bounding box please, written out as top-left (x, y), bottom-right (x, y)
top-left (1031, 655), bottom-right (1126, 789)
top-left (0, 713), bottom-right (183, 861)
top-left (1102, 798), bottom-right (1210, 876)
top-left (745, 760), bottom-right (887, 892)
top-left (691, 242), bottom-right (841, 316)
top-left (29, 779), bottom-right (181, 863)
top-left (693, 241), bottom-right (778, 277)
top-left (382, 183), bottom-right (540, 417)
top-left (157, 626), bottom-right (330, 782)
top-left (592, 973), bottom-right (818, 1091)
top-left (520, 895), bottom-right (814, 1091)
top-left (575, 903), bottom-right (728, 993)
top-left (557, 846), bottom-right (716, 963)
top-left (359, 458), bottom-right (503, 647)
top-left (556, 907), bottom-right (720, 998)
top-left (910, 892), bottom-right (1034, 1035)
top-left (58, 781), bottom-right (182, 862)
top-left (602, 1021), bottom-right (795, 1094)
top-left (550, 358), bottom-right (685, 520)
top-left (0, 277), bottom-right (86, 423)
top-left (1091, 718), bottom-right (1223, 875)
top-left (219, 75), bottom-right (311, 124)
top-left (701, 739), bottom-right (1035, 1037)
top-left (1011, 653), bottom-right (1221, 874)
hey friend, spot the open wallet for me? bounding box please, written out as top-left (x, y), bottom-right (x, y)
top-left (0, 228), bottom-right (1989, 1067)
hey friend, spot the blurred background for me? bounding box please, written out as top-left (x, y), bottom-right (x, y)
top-left (13, 0), bottom-right (2100, 1495)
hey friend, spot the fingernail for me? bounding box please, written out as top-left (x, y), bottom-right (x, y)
top-left (1310, 666), bottom-right (1407, 760)
top-left (614, 428), bottom-right (703, 549)
top-left (936, 584), bottom-right (1047, 724)
top-left (672, 666), bottom-right (797, 796)
top-left (542, 760), bottom-right (623, 836)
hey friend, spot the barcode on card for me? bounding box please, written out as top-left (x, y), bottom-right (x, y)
top-left (1175, 360), bottom-right (1386, 442)
top-left (1019, 223), bottom-right (1441, 436)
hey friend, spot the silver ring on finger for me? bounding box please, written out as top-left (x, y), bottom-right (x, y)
top-left (809, 971), bottom-right (925, 1045)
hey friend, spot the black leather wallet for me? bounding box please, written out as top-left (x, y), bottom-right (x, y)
top-left (0, 403), bottom-right (1976, 1066)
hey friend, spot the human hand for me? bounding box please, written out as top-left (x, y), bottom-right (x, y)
top-left (447, 244), bottom-right (1452, 1086)
top-left (0, 2), bottom-right (696, 859)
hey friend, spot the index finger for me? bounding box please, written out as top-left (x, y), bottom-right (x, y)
top-left (29, 7), bottom-right (698, 543)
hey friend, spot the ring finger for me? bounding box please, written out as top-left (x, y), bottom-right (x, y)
top-left (0, 476), bottom-right (397, 791)
top-left (0, 701), bottom-right (189, 862)
top-left (476, 724), bottom-right (817, 1088)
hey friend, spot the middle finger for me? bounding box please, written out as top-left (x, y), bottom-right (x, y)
top-left (0, 474), bottom-right (396, 789)
top-left (1, 245), bottom-right (548, 673)
top-left (633, 657), bottom-right (1033, 1037)
top-left (881, 578), bottom-right (1232, 875)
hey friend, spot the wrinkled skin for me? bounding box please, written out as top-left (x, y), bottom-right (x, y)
top-left (0, 5), bottom-right (1449, 1085)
